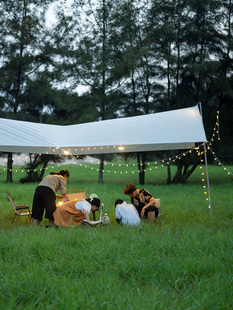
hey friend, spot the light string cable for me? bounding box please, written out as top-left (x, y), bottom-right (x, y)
top-left (207, 144), bottom-right (233, 176)
top-left (206, 109), bottom-right (232, 176)
top-left (209, 110), bottom-right (220, 147)
top-left (0, 143), bottom-right (205, 174)
top-left (54, 143), bottom-right (205, 174)
top-left (198, 144), bottom-right (212, 210)
top-left (74, 143), bottom-right (205, 174)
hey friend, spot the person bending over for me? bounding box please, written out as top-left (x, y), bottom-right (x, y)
top-left (115, 199), bottom-right (141, 226)
top-left (32, 169), bottom-right (69, 227)
top-left (123, 183), bottom-right (159, 223)
top-left (53, 197), bottom-right (101, 227)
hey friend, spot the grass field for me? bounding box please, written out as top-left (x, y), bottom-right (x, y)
top-left (0, 161), bottom-right (232, 309)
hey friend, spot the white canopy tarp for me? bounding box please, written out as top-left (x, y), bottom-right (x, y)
top-left (0, 105), bottom-right (207, 155)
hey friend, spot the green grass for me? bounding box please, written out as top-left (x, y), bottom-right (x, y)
top-left (0, 163), bottom-right (232, 309)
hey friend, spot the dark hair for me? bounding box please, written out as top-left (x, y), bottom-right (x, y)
top-left (86, 197), bottom-right (101, 209)
top-left (123, 183), bottom-right (137, 195)
top-left (50, 169), bottom-right (69, 177)
top-left (59, 169), bottom-right (69, 177)
top-left (115, 199), bottom-right (124, 207)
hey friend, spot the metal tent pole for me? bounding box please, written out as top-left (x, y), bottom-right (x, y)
top-left (204, 142), bottom-right (213, 221)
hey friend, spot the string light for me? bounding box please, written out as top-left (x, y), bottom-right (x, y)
top-left (208, 145), bottom-right (233, 176)
top-left (2, 141), bottom-right (230, 179)
top-left (209, 110), bottom-right (220, 146)
top-left (0, 144), bottom-right (205, 174)
top-left (199, 146), bottom-right (212, 211)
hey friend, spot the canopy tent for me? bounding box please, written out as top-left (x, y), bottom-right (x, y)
top-left (0, 104), bottom-right (213, 219)
top-left (0, 105), bottom-right (207, 155)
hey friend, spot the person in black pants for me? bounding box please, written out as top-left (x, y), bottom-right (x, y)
top-left (32, 169), bottom-right (69, 227)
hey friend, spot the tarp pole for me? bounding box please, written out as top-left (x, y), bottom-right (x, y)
top-left (204, 142), bottom-right (213, 221)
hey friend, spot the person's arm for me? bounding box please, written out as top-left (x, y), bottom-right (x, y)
top-left (141, 197), bottom-right (157, 217)
top-left (59, 177), bottom-right (67, 199)
top-left (115, 206), bottom-right (122, 223)
top-left (83, 209), bottom-right (91, 223)
top-left (60, 186), bottom-right (67, 196)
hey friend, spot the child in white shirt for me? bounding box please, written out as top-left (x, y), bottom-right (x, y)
top-left (115, 199), bottom-right (141, 226)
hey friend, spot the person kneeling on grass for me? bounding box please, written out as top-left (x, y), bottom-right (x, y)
top-left (53, 197), bottom-right (101, 227)
top-left (123, 183), bottom-right (159, 223)
top-left (115, 199), bottom-right (141, 226)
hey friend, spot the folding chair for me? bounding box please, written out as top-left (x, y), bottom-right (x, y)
top-left (83, 203), bottom-right (104, 228)
top-left (6, 192), bottom-right (33, 225)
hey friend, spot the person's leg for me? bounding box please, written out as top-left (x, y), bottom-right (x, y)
top-left (73, 209), bottom-right (85, 226)
top-left (49, 219), bottom-right (55, 227)
top-left (148, 211), bottom-right (155, 223)
top-left (34, 219), bottom-right (41, 226)
top-left (44, 189), bottom-right (56, 225)
top-left (145, 206), bottom-right (159, 223)
top-left (32, 187), bottom-right (45, 225)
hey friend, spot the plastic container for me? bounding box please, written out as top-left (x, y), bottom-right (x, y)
top-left (102, 213), bottom-right (110, 224)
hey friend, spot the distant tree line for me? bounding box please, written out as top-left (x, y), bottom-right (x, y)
top-left (0, 0), bottom-right (232, 183)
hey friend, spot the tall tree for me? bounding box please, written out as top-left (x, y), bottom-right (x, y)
top-left (0, 0), bottom-right (53, 120)
top-left (51, 0), bottom-right (131, 182)
top-left (178, 0), bottom-right (223, 105)
top-left (51, 0), bottom-right (127, 119)
top-left (0, 0), bottom-right (54, 182)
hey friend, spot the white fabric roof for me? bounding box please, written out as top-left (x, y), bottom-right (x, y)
top-left (0, 105), bottom-right (207, 155)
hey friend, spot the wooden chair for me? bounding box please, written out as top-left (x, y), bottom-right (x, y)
top-left (6, 192), bottom-right (33, 225)
top-left (65, 189), bottom-right (86, 201)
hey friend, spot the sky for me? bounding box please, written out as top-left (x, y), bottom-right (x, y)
top-left (45, 0), bottom-right (74, 27)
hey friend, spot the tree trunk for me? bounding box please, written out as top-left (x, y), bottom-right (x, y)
top-left (137, 152), bottom-right (145, 185)
top-left (27, 154), bottom-right (40, 181)
top-left (166, 151), bottom-right (171, 184)
top-left (99, 154), bottom-right (104, 183)
top-left (172, 162), bottom-right (198, 183)
top-left (39, 159), bottom-right (49, 181)
top-left (6, 152), bottom-right (13, 183)
top-left (167, 164), bottom-right (171, 184)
